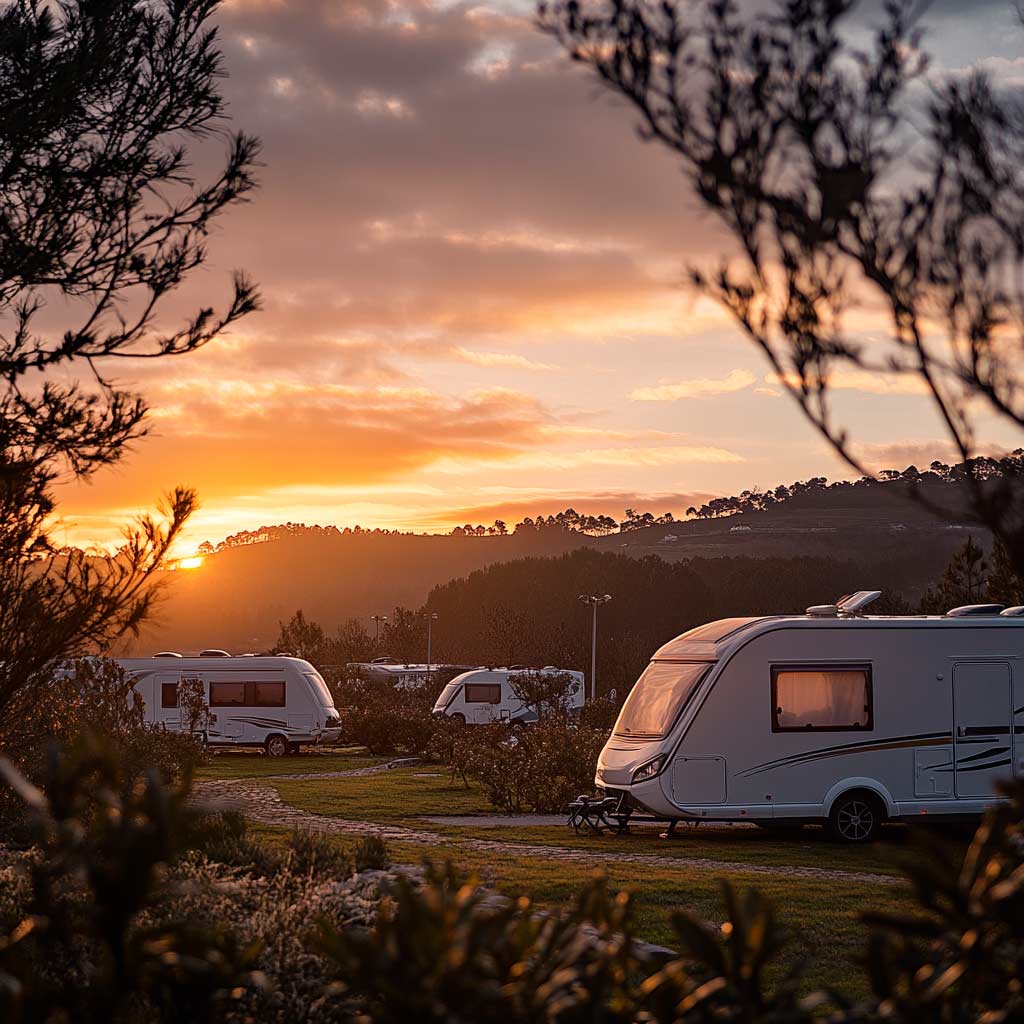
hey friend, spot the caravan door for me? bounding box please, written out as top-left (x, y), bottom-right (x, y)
top-left (154, 672), bottom-right (181, 730)
top-left (953, 662), bottom-right (1013, 798)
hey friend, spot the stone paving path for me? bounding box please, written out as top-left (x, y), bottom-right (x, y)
top-left (194, 764), bottom-right (901, 887)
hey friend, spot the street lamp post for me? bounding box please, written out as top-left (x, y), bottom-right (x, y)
top-left (578, 594), bottom-right (612, 701)
top-left (370, 614), bottom-right (387, 649)
top-left (426, 612), bottom-right (438, 679)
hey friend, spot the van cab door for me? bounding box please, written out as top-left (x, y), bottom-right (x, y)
top-left (953, 661), bottom-right (1013, 798)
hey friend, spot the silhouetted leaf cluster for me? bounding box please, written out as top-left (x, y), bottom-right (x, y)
top-left (539, 0), bottom-right (1024, 574)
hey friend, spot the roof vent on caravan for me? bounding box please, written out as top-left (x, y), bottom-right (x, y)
top-left (806, 604), bottom-right (839, 617)
top-left (154, 651), bottom-right (182, 658)
top-left (199, 649), bottom-right (231, 657)
top-left (945, 604), bottom-right (1004, 617)
top-left (836, 591), bottom-right (882, 614)
top-left (1000, 606), bottom-right (1024, 617)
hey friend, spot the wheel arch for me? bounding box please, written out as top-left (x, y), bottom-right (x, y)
top-left (823, 777), bottom-right (895, 820)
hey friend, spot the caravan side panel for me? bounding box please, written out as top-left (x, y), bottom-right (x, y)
top-left (658, 626), bottom-right (966, 820)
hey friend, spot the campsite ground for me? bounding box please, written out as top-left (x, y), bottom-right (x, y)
top-left (197, 748), bottom-right (969, 998)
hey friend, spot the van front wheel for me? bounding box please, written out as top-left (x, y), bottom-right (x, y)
top-left (265, 734), bottom-right (289, 758)
top-left (828, 793), bottom-right (882, 843)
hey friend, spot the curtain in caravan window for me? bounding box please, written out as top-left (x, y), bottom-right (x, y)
top-left (774, 669), bottom-right (870, 729)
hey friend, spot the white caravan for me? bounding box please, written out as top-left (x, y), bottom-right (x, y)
top-left (346, 662), bottom-right (476, 689)
top-left (118, 655), bottom-right (342, 757)
top-left (432, 667), bottom-right (585, 724)
top-left (596, 593), bottom-right (1024, 842)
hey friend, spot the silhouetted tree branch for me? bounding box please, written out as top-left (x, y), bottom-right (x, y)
top-left (539, 0), bottom-right (1024, 573)
top-left (0, 0), bottom-right (259, 737)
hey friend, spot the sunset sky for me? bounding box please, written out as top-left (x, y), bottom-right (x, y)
top-left (53, 0), bottom-right (1024, 552)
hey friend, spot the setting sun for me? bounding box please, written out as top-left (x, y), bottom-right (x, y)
top-left (177, 556), bottom-right (204, 570)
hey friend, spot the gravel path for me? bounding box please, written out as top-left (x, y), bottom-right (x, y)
top-left (421, 814), bottom-right (568, 827)
top-left (195, 764), bottom-right (901, 887)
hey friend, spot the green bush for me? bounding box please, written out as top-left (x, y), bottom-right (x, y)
top-left (577, 695), bottom-right (620, 732)
top-left (185, 810), bottom-right (284, 877)
top-left (0, 659), bottom-right (206, 844)
top-left (287, 829), bottom-right (353, 879)
top-left (462, 715), bottom-right (607, 813)
top-left (353, 834), bottom-right (391, 872)
top-left (0, 735), bottom-right (260, 1023)
top-left (335, 677), bottom-right (438, 756)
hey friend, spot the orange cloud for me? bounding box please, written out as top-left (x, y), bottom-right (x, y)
top-left (630, 369), bottom-right (756, 401)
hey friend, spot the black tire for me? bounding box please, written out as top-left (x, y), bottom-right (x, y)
top-left (828, 792), bottom-right (882, 843)
top-left (449, 713), bottom-right (466, 725)
top-left (265, 734), bottom-right (289, 758)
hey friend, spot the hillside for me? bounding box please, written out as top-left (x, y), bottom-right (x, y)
top-left (128, 476), bottom-right (982, 655)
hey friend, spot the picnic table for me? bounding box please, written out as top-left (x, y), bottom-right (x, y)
top-left (566, 794), bottom-right (687, 838)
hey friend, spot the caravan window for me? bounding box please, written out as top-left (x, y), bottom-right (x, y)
top-left (772, 666), bottom-right (872, 731)
top-left (253, 681), bottom-right (286, 707)
top-left (613, 662), bottom-right (710, 738)
top-left (209, 682), bottom-right (246, 707)
top-left (465, 683), bottom-right (501, 704)
top-left (304, 671), bottom-right (334, 708)
top-left (161, 683), bottom-right (178, 709)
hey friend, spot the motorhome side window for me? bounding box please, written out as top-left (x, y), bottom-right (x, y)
top-left (771, 666), bottom-right (872, 732)
top-left (465, 684), bottom-right (501, 704)
top-left (161, 683), bottom-right (178, 709)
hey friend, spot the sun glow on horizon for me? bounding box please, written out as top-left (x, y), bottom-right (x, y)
top-left (177, 556), bottom-right (205, 570)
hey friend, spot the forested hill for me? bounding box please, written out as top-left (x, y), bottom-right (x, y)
top-left (126, 469), bottom-right (988, 655)
top-left (417, 547), bottom-right (948, 693)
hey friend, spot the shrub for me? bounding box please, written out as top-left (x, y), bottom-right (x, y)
top-left (336, 677), bottom-right (437, 756)
top-left (858, 778), bottom-right (1024, 1020)
top-left (577, 695), bottom-right (620, 732)
top-left (288, 828), bottom-right (353, 879)
top-left (463, 715), bottom-right (607, 813)
top-left (354, 835), bottom-right (391, 872)
top-left (507, 668), bottom-right (580, 719)
top-left (0, 659), bottom-right (205, 843)
top-left (314, 861), bottom-right (811, 1024)
top-left (186, 810), bottom-right (284, 877)
top-left (0, 734), bottom-right (260, 1022)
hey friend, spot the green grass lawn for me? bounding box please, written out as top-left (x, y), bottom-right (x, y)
top-left (269, 765), bottom-right (966, 878)
top-left (195, 747), bottom-right (385, 781)
top-left (271, 766), bottom-right (490, 820)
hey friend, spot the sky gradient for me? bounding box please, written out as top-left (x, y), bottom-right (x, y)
top-left (52, 0), bottom-right (1024, 552)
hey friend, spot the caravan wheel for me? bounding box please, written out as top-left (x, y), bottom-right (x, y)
top-left (265, 734), bottom-right (289, 758)
top-left (828, 793), bottom-right (882, 843)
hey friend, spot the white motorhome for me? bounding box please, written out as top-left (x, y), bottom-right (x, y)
top-left (596, 593), bottom-right (1024, 842)
top-left (433, 667), bottom-right (585, 724)
top-left (118, 655), bottom-right (342, 757)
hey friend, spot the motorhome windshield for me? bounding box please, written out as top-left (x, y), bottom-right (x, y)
top-left (613, 661), bottom-right (710, 738)
top-left (303, 671), bottom-right (335, 708)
